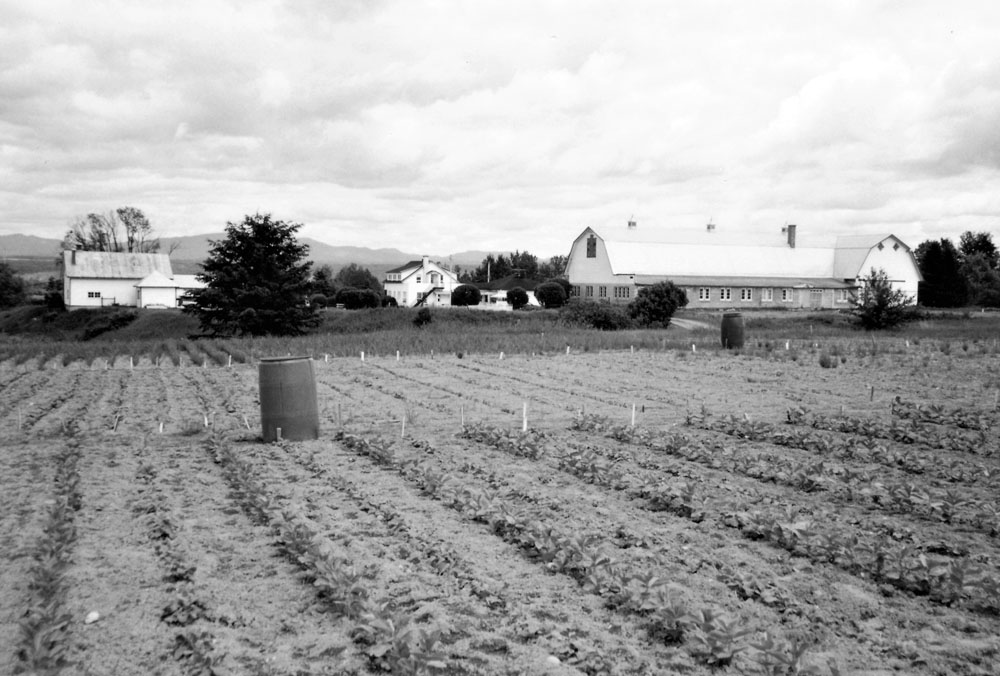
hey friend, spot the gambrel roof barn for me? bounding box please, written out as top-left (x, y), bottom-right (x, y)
top-left (565, 223), bottom-right (921, 309)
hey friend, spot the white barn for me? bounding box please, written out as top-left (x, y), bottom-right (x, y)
top-left (62, 250), bottom-right (204, 309)
top-left (565, 223), bottom-right (922, 310)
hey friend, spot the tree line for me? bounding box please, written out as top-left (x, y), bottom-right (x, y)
top-left (915, 231), bottom-right (1000, 307)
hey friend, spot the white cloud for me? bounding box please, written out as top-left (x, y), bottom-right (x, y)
top-left (1, 0), bottom-right (999, 258)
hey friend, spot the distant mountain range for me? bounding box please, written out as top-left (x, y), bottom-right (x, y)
top-left (0, 233), bottom-right (498, 277)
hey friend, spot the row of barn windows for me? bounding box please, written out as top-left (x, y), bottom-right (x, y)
top-left (571, 286), bottom-right (851, 302)
top-left (570, 286), bottom-right (632, 299)
top-left (697, 287), bottom-right (851, 302)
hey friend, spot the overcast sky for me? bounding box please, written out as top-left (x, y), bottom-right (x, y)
top-left (2, 1), bottom-right (999, 258)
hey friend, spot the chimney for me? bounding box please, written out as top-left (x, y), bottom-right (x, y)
top-left (627, 219), bottom-right (637, 230)
top-left (784, 224), bottom-right (797, 248)
top-left (421, 255), bottom-right (429, 267)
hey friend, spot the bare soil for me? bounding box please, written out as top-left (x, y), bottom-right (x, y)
top-left (2, 342), bottom-right (999, 675)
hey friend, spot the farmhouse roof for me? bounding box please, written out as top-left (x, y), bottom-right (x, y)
top-left (385, 260), bottom-right (423, 274)
top-left (478, 274), bottom-right (543, 291)
top-left (63, 250), bottom-right (173, 279)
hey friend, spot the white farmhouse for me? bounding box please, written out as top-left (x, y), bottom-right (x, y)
top-left (62, 250), bottom-right (205, 309)
top-left (383, 256), bottom-right (461, 307)
top-left (566, 223), bottom-right (922, 309)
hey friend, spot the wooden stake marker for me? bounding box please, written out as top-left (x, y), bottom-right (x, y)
top-left (522, 402), bottom-right (528, 432)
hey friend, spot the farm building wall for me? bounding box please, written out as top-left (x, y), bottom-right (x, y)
top-left (65, 277), bottom-right (143, 308)
top-left (855, 245), bottom-right (921, 300)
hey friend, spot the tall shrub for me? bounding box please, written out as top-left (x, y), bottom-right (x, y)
top-left (628, 281), bottom-right (688, 327)
top-left (850, 268), bottom-right (915, 329)
top-left (451, 285), bottom-right (482, 306)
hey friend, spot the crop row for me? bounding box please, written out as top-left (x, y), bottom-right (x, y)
top-left (891, 397), bottom-right (993, 431)
top-left (205, 433), bottom-right (447, 675)
top-left (335, 429), bottom-right (840, 675)
top-left (785, 406), bottom-right (993, 456)
top-left (679, 410), bottom-right (1000, 533)
top-left (565, 414), bottom-right (1000, 613)
top-left (693, 407), bottom-right (998, 485)
top-left (15, 438), bottom-right (82, 674)
top-left (133, 462), bottom-right (223, 676)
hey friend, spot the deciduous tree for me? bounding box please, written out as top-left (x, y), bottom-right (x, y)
top-left (334, 263), bottom-right (382, 293)
top-left (183, 213), bottom-right (320, 336)
top-left (62, 207), bottom-right (170, 253)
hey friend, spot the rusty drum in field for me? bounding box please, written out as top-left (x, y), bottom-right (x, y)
top-left (721, 312), bottom-right (745, 349)
top-left (258, 356), bottom-right (319, 442)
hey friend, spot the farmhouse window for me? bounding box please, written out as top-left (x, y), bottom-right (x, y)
top-left (740, 288), bottom-right (752, 301)
top-left (416, 276), bottom-right (422, 283)
top-left (586, 235), bottom-right (597, 258)
top-left (599, 286), bottom-right (607, 298)
top-left (837, 289), bottom-right (850, 303)
top-left (698, 287), bottom-right (710, 301)
top-left (571, 286), bottom-right (580, 297)
top-left (781, 288), bottom-right (793, 302)
top-left (762, 288), bottom-right (773, 302)
top-left (585, 285), bottom-right (594, 297)
top-left (88, 291), bottom-right (101, 298)
top-left (719, 288), bottom-right (732, 301)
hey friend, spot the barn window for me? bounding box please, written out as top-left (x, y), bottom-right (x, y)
top-left (762, 288), bottom-right (773, 302)
top-left (740, 288), bottom-right (752, 301)
top-left (88, 291), bottom-right (101, 298)
top-left (719, 288), bottom-right (732, 301)
top-left (698, 287), bottom-right (710, 301)
top-left (781, 288), bottom-right (793, 302)
top-left (586, 235), bottom-right (597, 258)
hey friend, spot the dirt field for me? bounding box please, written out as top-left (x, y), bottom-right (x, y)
top-left (2, 342), bottom-right (999, 675)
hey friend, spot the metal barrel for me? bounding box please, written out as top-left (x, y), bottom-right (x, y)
top-left (721, 312), bottom-right (745, 349)
top-left (258, 356), bottom-right (319, 442)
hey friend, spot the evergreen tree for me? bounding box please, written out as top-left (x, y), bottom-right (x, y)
top-left (0, 262), bottom-right (26, 308)
top-left (915, 238), bottom-right (968, 307)
top-left (312, 264), bottom-right (338, 298)
top-left (183, 213), bottom-right (320, 336)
